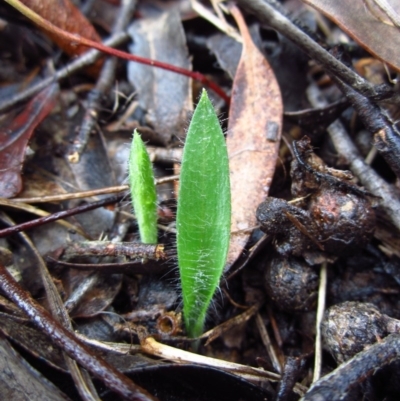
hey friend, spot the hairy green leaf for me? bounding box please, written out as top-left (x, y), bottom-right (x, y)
top-left (129, 130), bottom-right (158, 244)
top-left (177, 89), bottom-right (231, 338)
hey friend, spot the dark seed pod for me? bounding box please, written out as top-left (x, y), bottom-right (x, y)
top-left (265, 256), bottom-right (318, 312)
top-left (309, 186), bottom-right (376, 253)
top-left (256, 198), bottom-right (315, 256)
top-left (321, 301), bottom-right (391, 364)
top-left (256, 197), bottom-right (306, 235)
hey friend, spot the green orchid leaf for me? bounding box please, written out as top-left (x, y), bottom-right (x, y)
top-left (129, 130), bottom-right (158, 244)
top-left (177, 89), bottom-right (231, 338)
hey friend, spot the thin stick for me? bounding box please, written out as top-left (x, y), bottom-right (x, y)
top-left (267, 305), bottom-right (283, 348)
top-left (63, 241), bottom-right (165, 260)
top-left (256, 312), bottom-right (282, 373)
top-left (12, 175), bottom-right (179, 204)
top-left (0, 198), bottom-right (88, 237)
top-left (313, 261), bottom-right (327, 383)
top-left (0, 195), bottom-right (121, 238)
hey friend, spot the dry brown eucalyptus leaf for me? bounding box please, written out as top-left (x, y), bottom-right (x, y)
top-left (226, 6), bottom-right (283, 269)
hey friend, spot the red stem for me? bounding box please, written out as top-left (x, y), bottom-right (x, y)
top-left (79, 41), bottom-right (230, 104)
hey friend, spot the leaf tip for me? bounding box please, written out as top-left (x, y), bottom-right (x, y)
top-left (199, 88), bottom-right (210, 103)
top-left (128, 128), bottom-right (158, 244)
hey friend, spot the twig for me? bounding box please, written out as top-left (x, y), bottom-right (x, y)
top-left (201, 303), bottom-right (261, 345)
top-left (225, 233), bottom-right (271, 280)
top-left (256, 312), bottom-right (282, 374)
top-left (313, 261), bottom-right (327, 383)
top-left (267, 305), bottom-right (283, 348)
top-left (12, 174), bottom-right (179, 204)
top-left (47, 257), bottom-right (168, 274)
top-left (0, 198), bottom-right (88, 237)
top-left (0, 195), bottom-right (121, 238)
top-left (148, 147), bottom-right (183, 163)
top-left (63, 241), bottom-right (165, 260)
top-left (63, 272), bottom-right (101, 313)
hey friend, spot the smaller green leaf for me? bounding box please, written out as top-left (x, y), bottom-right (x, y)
top-left (128, 130), bottom-right (158, 244)
top-left (177, 89), bottom-right (231, 338)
